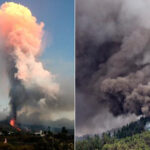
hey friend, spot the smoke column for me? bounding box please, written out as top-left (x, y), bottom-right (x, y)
top-left (0, 2), bottom-right (59, 121)
top-left (76, 0), bottom-right (150, 135)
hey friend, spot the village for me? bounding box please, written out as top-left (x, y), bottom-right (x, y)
top-left (0, 122), bottom-right (74, 150)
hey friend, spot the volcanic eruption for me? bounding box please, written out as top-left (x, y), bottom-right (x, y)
top-left (76, 0), bottom-right (150, 135)
top-left (9, 118), bottom-right (21, 131)
top-left (0, 2), bottom-right (59, 128)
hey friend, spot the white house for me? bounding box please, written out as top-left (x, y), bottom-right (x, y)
top-left (145, 122), bottom-right (150, 131)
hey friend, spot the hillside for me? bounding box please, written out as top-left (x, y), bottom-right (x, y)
top-left (102, 131), bottom-right (150, 150)
top-left (0, 121), bottom-right (74, 150)
top-left (76, 131), bottom-right (150, 150)
top-left (76, 117), bottom-right (150, 150)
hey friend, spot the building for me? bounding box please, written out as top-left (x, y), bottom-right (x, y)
top-left (145, 122), bottom-right (150, 131)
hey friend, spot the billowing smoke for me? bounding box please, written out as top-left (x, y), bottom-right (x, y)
top-left (76, 0), bottom-right (150, 135)
top-left (0, 2), bottom-right (59, 121)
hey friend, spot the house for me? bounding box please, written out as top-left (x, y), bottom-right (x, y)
top-left (145, 122), bottom-right (150, 131)
top-left (4, 138), bottom-right (7, 144)
top-left (34, 130), bottom-right (45, 136)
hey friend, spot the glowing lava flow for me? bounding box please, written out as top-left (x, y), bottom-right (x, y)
top-left (9, 118), bottom-right (21, 131)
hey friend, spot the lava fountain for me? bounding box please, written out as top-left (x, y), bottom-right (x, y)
top-left (9, 118), bottom-right (21, 131)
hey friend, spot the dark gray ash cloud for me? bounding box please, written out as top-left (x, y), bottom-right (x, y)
top-left (76, 0), bottom-right (150, 135)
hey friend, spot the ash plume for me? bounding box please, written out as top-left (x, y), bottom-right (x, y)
top-left (0, 2), bottom-right (59, 121)
top-left (76, 0), bottom-right (150, 135)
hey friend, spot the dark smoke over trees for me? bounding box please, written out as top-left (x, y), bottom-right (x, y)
top-left (76, 0), bottom-right (150, 135)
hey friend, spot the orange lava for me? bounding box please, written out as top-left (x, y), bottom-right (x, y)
top-left (9, 118), bottom-right (21, 131)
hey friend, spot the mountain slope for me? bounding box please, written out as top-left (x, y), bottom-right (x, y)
top-left (76, 117), bottom-right (150, 150)
top-left (103, 131), bottom-right (150, 150)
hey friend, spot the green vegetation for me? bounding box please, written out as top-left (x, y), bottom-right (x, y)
top-left (0, 126), bottom-right (74, 150)
top-left (76, 117), bottom-right (150, 150)
top-left (77, 131), bottom-right (150, 150)
top-left (103, 131), bottom-right (150, 150)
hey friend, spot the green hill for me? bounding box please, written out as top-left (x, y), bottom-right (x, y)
top-left (77, 131), bottom-right (150, 150)
top-left (76, 117), bottom-right (150, 150)
top-left (103, 131), bottom-right (150, 150)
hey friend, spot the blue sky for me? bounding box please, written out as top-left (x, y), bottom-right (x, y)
top-left (0, 0), bottom-right (74, 77)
